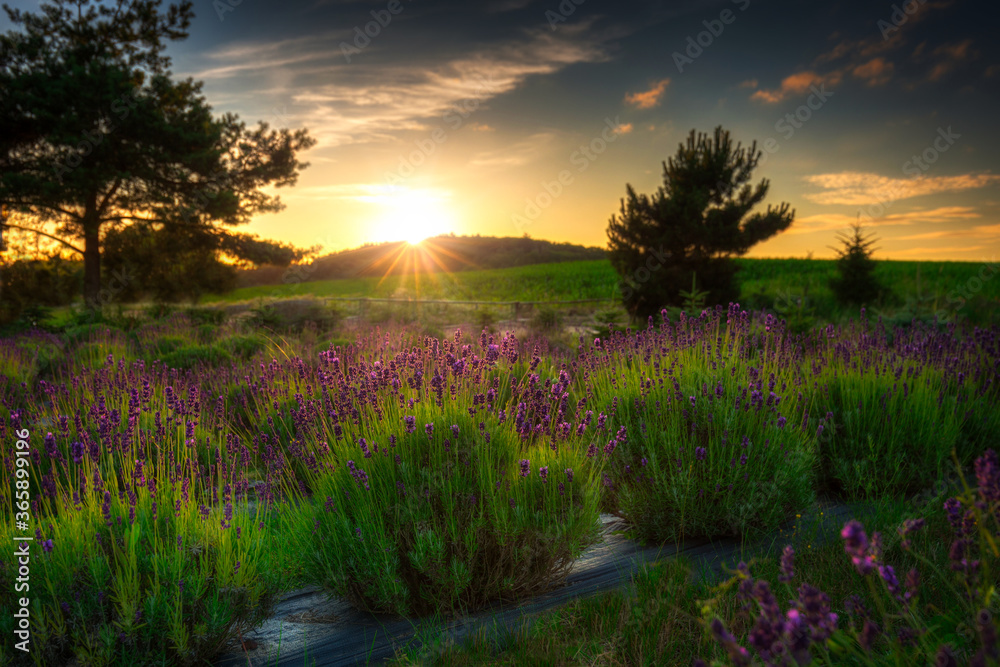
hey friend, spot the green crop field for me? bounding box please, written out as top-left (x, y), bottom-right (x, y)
top-left (204, 257), bottom-right (1000, 325)
top-left (203, 260), bottom-right (624, 303)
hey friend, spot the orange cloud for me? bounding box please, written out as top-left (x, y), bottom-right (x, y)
top-left (750, 71), bottom-right (840, 103)
top-left (928, 38), bottom-right (974, 81)
top-left (790, 206), bottom-right (981, 234)
top-left (624, 79), bottom-right (670, 109)
top-left (802, 172), bottom-right (1000, 206)
top-left (852, 57), bottom-right (894, 86)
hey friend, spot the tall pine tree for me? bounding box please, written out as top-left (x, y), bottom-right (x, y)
top-left (0, 0), bottom-right (314, 307)
top-left (607, 127), bottom-right (794, 318)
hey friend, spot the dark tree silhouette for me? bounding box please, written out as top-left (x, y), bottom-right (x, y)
top-left (101, 225), bottom-right (304, 303)
top-left (607, 127), bottom-right (794, 318)
top-left (0, 0), bottom-right (314, 307)
top-left (829, 222), bottom-right (883, 307)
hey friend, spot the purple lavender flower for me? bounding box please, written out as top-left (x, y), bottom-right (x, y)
top-left (841, 520), bottom-right (875, 576)
top-left (404, 416), bottom-right (416, 434)
top-left (451, 424), bottom-right (460, 438)
top-left (519, 459), bottom-right (530, 478)
top-left (42, 539), bottom-right (53, 553)
top-left (565, 468), bottom-right (574, 482)
top-left (539, 466), bottom-right (548, 483)
top-left (777, 416), bottom-right (787, 429)
top-left (779, 545), bottom-right (795, 583)
top-left (898, 518), bottom-right (925, 550)
top-left (976, 449), bottom-right (1000, 504)
top-left (710, 619), bottom-right (750, 666)
top-left (695, 446), bottom-right (707, 461)
top-left (425, 423), bottom-right (434, 437)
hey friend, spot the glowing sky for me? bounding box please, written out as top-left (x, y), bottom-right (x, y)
top-left (5, 0), bottom-right (998, 260)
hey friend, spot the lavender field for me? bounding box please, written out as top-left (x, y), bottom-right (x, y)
top-left (1, 307), bottom-right (999, 666)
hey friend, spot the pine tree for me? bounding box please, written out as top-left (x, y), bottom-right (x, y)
top-left (606, 127), bottom-right (794, 319)
top-left (829, 222), bottom-right (883, 307)
top-left (0, 0), bottom-right (315, 307)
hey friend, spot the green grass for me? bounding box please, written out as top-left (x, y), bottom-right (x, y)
top-left (201, 258), bottom-right (1000, 323)
top-left (390, 489), bottom-right (986, 666)
top-left (201, 261), bottom-right (622, 304)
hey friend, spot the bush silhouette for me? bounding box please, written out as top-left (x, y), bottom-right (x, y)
top-left (607, 126), bottom-right (794, 319)
top-left (829, 222), bottom-right (885, 307)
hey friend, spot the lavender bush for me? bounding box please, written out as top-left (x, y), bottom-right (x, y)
top-left (0, 307), bottom-right (997, 664)
top-left (699, 449), bottom-right (1000, 665)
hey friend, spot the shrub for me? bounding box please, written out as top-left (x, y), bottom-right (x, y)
top-left (249, 298), bottom-right (338, 332)
top-left (184, 306), bottom-right (227, 326)
top-left (290, 406), bottom-right (602, 616)
top-left (589, 310), bottom-right (815, 543)
top-left (218, 334), bottom-right (267, 361)
top-left (530, 307), bottom-right (562, 332)
top-left (0, 377), bottom-right (289, 666)
top-left (813, 320), bottom-right (971, 500)
top-left (830, 223), bottom-right (885, 308)
top-left (700, 449), bottom-right (1000, 666)
top-left (606, 126), bottom-right (794, 317)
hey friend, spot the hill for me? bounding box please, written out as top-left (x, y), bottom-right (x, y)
top-left (235, 234), bottom-right (607, 288)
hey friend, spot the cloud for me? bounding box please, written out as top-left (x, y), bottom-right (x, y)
top-left (790, 206), bottom-right (982, 234)
top-left (738, 78), bottom-right (758, 89)
top-left (285, 183), bottom-right (451, 204)
top-left (468, 132), bottom-right (557, 168)
top-left (890, 245), bottom-right (984, 257)
top-left (928, 39), bottom-right (975, 82)
top-left (191, 22), bottom-right (612, 148)
top-left (467, 123), bottom-right (495, 132)
top-left (624, 79), bottom-right (670, 109)
top-left (897, 222), bottom-right (1000, 241)
top-left (802, 172), bottom-right (1000, 206)
top-left (613, 122), bottom-right (633, 135)
top-left (754, 0), bottom-right (955, 101)
top-left (750, 71), bottom-right (840, 104)
top-left (852, 57), bottom-right (894, 87)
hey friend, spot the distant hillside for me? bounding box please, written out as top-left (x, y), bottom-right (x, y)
top-left (236, 235), bottom-right (607, 287)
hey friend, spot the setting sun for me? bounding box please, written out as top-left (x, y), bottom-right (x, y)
top-left (371, 187), bottom-right (455, 245)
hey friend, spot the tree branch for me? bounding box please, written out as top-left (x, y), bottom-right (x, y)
top-left (97, 177), bottom-right (123, 217)
top-left (1, 223), bottom-right (85, 255)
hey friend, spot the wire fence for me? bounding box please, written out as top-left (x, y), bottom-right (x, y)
top-left (322, 296), bottom-right (619, 320)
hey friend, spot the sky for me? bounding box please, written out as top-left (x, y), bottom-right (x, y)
top-left (5, 0), bottom-right (999, 260)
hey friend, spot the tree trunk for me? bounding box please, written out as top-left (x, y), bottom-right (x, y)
top-left (83, 221), bottom-right (101, 309)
